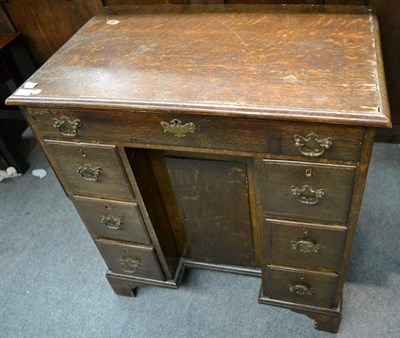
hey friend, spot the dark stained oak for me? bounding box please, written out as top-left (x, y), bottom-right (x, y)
top-left (0, 33), bottom-right (21, 53)
top-left (371, 0), bottom-right (400, 124)
top-left (45, 141), bottom-right (134, 200)
top-left (96, 239), bottom-right (165, 280)
top-left (265, 265), bottom-right (338, 308)
top-left (165, 154), bottom-right (255, 267)
top-left (27, 108), bottom-right (365, 162)
top-left (105, 0), bottom-right (224, 4)
top-left (6, 5), bottom-right (391, 334)
top-left (127, 149), bottom-right (181, 280)
top-left (2, 0), bottom-right (103, 65)
top-left (227, 1), bottom-right (365, 3)
top-left (262, 219), bottom-right (346, 271)
top-left (6, 5), bottom-right (390, 128)
top-left (0, 1), bottom-right (371, 67)
top-left (4, 0), bottom-right (399, 141)
top-left (73, 196), bottom-right (151, 245)
top-left (370, 0), bottom-right (400, 141)
top-left (260, 159), bottom-right (356, 224)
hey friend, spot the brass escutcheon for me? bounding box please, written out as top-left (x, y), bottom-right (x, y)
top-left (160, 118), bottom-right (196, 138)
top-left (294, 133), bottom-right (332, 157)
top-left (53, 116), bottom-right (82, 137)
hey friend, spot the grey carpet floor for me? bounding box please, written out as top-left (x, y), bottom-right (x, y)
top-left (0, 131), bottom-right (399, 338)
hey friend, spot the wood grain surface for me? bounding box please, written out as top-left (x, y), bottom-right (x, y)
top-left (369, 0), bottom-right (400, 127)
top-left (165, 155), bottom-right (255, 267)
top-left (263, 219), bottom-right (346, 271)
top-left (6, 5), bottom-right (390, 127)
top-left (0, 33), bottom-right (20, 52)
top-left (265, 265), bottom-right (338, 308)
top-left (96, 239), bottom-right (165, 280)
top-left (2, 0), bottom-right (103, 65)
top-left (45, 141), bottom-right (134, 200)
top-left (7, 4), bottom-right (389, 333)
top-left (27, 108), bottom-right (364, 162)
top-left (260, 159), bottom-right (356, 224)
top-left (73, 196), bottom-right (151, 244)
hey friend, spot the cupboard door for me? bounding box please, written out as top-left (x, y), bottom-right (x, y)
top-left (165, 155), bottom-right (255, 267)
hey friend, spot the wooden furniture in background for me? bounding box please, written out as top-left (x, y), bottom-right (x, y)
top-left (368, 0), bottom-right (400, 141)
top-left (0, 0), bottom-right (103, 66)
top-left (7, 5), bottom-right (390, 333)
top-left (0, 32), bottom-right (35, 172)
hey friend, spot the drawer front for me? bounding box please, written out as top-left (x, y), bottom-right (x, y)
top-left (263, 220), bottom-right (346, 271)
top-left (74, 196), bottom-right (150, 244)
top-left (264, 266), bottom-right (337, 308)
top-left (261, 160), bottom-right (355, 224)
top-left (29, 108), bottom-right (363, 162)
top-left (96, 240), bottom-right (164, 281)
top-left (45, 141), bottom-right (133, 200)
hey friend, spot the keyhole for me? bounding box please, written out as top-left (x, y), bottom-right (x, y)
top-left (299, 274), bottom-right (304, 280)
top-left (303, 229), bottom-right (309, 236)
top-left (104, 204), bottom-right (110, 210)
top-left (124, 249), bottom-right (128, 254)
top-left (305, 168), bottom-right (312, 177)
top-left (80, 149), bottom-right (86, 158)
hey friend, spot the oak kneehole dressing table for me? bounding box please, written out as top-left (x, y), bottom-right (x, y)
top-left (7, 5), bottom-right (391, 333)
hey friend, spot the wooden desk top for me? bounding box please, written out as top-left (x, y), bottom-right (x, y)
top-left (6, 5), bottom-right (390, 127)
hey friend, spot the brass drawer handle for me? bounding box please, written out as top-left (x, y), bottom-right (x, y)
top-left (100, 215), bottom-right (124, 230)
top-left (291, 239), bottom-right (320, 254)
top-left (291, 229), bottom-right (319, 253)
top-left (291, 185), bottom-right (325, 205)
top-left (120, 257), bottom-right (140, 274)
top-left (160, 118), bottom-right (196, 138)
top-left (288, 283), bottom-right (313, 296)
top-left (53, 116), bottom-right (82, 137)
top-left (76, 164), bottom-right (102, 181)
top-left (294, 133), bottom-right (332, 157)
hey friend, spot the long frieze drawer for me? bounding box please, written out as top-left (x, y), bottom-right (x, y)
top-left (45, 141), bottom-right (134, 200)
top-left (29, 108), bottom-right (363, 162)
top-left (96, 239), bottom-right (165, 281)
top-left (264, 265), bottom-right (338, 308)
top-left (263, 219), bottom-right (346, 272)
top-left (261, 160), bottom-right (356, 224)
top-left (73, 196), bottom-right (150, 244)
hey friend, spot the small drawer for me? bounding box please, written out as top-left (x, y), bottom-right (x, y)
top-left (264, 265), bottom-right (337, 308)
top-left (45, 141), bottom-right (133, 200)
top-left (73, 196), bottom-right (150, 244)
top-left (263, 219), bottom-right (346, 271)
top-left (29, 108), bottom-right (363, 162)
top-left (96, 239), bottom-right (164, 281)
top-left (260, 160), bottom-right (355, 224)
